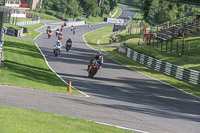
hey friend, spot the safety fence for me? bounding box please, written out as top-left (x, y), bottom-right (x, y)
top-left (119, 46), bottom-right (200, 86)
top-left (13, 20), bottom-right (40, 26)
top-left (0, 28), bottom-right (5, 66)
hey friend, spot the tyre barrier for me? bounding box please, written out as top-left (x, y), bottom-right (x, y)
top-left (119, 46), bottom-right (200, 86)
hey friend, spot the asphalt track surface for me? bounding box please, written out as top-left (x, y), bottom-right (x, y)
top-left (1, 5), bottom-right (200, 133)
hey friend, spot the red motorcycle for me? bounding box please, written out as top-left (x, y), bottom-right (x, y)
top-left (61, 27), bottom-right (64, 32)
top-left (48, 31), bottom-right (53, 39)
top-left (58, 34), bottom-right (63, 40)
top-left (88, 62), bottom-right (100, 78)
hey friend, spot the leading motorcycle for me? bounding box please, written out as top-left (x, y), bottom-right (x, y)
top-left (88, 62), bottom-right (99, 78)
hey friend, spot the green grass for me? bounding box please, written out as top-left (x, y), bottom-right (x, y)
top-left (84, 26), bottom-right (113, 45)
top-left (3, 23), bottom-right (22, 30)
top-left (22, 23), bottom-right (45, 39)
top-left (10, 17), bottom-right (32, 22)
top-left (84, 26), bottom-right (200, 97)
top-left (28, 11), bottom-right (62, 21)
top-left (0, 106), bottom-right (131, 133)
top-left (0, 37), bottom-right (80, 95)
top-left (112, 7), bottom-right (122, 18)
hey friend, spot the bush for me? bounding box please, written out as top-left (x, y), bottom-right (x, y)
top-left (45, 10), bottom-right (56, 16)
top-left (56, 12), bottom-right (64, 17)
top-left (39, 9), bottom-right (46, 14)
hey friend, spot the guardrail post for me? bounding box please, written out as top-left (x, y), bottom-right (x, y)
top-left (195, 45), bottom-right (197, 58)
top-left (181, 41), bottom-right (184, 56)
top-left (187, 43), bottom-right (190, 56)
top-left (176, 42), bottom-right (179, 54)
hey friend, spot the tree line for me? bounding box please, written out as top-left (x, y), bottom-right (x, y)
top-left (119, 0), bottom-right (200, 25)
top-left (41, 0), bottom-right (117, 18)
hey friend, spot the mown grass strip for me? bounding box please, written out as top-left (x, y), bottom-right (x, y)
top-left (0, 37), bottom-right (80, 95)
top-left (84, 26), bottom-right (113, 46)
top-left (0, 105), bottom-right (131, 133)
top-left (22, 23), bottom-right (45, 39)
top-left (112, 7), bottom-right (122, 18)
top-left (28, 11), bottom-right (62, 21)
top-left (3, 23), bottom-right (22, 30)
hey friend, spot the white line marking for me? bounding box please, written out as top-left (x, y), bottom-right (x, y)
top-left (34, 42), bottom-right (90, 97)
top-left (34, 23), bottom-right (46, 40)
top-left (34, 32), bottom-right (42, 40)
top-left (95, 121), bottom-right (150, 133)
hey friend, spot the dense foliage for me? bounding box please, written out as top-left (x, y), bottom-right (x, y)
top-left (42, 0), bottom-right (117, 18)
top-left (119, 0), bottom-right (200, 25)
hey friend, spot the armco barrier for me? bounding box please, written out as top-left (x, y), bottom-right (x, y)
top-left (13, 20), bottom-right (40, 26)
top-left (119, 46), bottom-right (200, 86)
top-left (0, 28), bottom-right (5, 66)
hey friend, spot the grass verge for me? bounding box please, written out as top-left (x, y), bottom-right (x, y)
top-left (112, 7), bottom-right (122, 18)
top-left (0, 37), bottom-right (80, 95)
top-left (28, 11), bottom-right (62, 21)
top-left (0, 105), bottom-right (131, 133)
top-left (22, 23), bottom-right (45, 39)
top-left (10, 17), bottom-right (32, 22)
top-left (84, 26), bottom-right (200, 97)
top-left (3, 23), bottom-right (21, 30)
top-left (84, 26), bottom-right (113, 45)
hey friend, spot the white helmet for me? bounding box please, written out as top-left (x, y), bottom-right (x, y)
top-left (57, 40), bottom-right (60, 43)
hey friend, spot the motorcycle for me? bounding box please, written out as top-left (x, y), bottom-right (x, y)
top-left (58, 34), bottom-right (63, 40)
top-left (48, 31), bottom-right (53, 39)
top-left (61, 27), bottom-right (64, 32)
top-left (88, 63), bottom-right (99, 78)
top-left (65, 42), bottom-right (72, 52)
top-left (54, 46), bottom-right (60, 57)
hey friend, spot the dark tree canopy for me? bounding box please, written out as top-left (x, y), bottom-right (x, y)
top-left (42, 0), bottom-right (117, 17)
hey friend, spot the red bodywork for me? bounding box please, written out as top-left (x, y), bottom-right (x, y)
top-left (48, 31), bottom-right (53, 38)
top-left (88, 63), bottom-right (99, 77)
top-left (58, 35), bottom-right (63, 40)
top-left (61, 27), bottom-right (64, 32)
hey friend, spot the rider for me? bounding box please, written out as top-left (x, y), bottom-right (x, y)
top-left (66, 38), bottom-right (72, 45)
top-left (73, 27), bottom-right (77, 34)
top-left (56, 28), bottom-right (60, 37)
top-left (47, 26), bottom-right (51, 30)
top-left (47, 26), bottom-right (51, 33)
top-left (88, 23), bottom-right (91, 28)
top-left (58, 32), bottom-right (63, 40)
top-left (54, 40), bottom-right (62, 53)
top-left (48, 29), bottom-right (53, 38)
top-left (61, 26), bottom-right (64, 32)
top-left (87, 53), bottom-right (102, 71)
top-left (71, 25), bottom-right (74, 31)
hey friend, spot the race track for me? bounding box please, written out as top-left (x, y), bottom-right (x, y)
top-left (0, 5), bottom-right (200, 133)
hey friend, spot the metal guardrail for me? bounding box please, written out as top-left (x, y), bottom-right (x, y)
top-left (13, 20), bottom-right (40, 26)
top-left (0, 27), bottom-right (4, 66)
top-left (119, 46), bottom-right (200, 86)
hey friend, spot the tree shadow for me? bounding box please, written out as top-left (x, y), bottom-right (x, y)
top-left (4, 60), bottom-right (66, 88)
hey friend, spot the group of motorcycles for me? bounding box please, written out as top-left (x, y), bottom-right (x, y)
top-left (46, 25), bottom-right (103, 78)
top-left (46, 26), bottom-right (72, 57)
